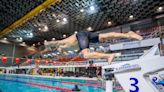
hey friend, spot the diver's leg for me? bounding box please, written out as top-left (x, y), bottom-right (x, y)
top-left (44, 34), bottom-right (77, 46)
top-left (99, 31), bottom-right (143, 42)
top-left (81, 49), bottom-right (115, 64)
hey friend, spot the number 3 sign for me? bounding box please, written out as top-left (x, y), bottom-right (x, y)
top-left (130, 77), bottom-right (139, 92)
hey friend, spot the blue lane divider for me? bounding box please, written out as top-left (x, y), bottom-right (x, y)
top-left (0, 76), bottom-right (61, 83)
top-left (0, 78), bottom-right (72, 92)
top-left (0, 75), bottom-right (99, 84)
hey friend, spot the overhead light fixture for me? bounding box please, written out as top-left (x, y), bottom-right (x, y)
top-left (129, 15), bottom-right (134, 19)
top-left (27, 33), bottom-right (33, 38)
top-left (74, 31), bottom-right (78, 34)
top-left (38, 24), bottom-right (49, 32)
top-left (32, 44), bottom-right (35, 47)
top-left (0, 38), bottom-right (10, 44)
top-left (52, 38), bottom-right (56, 41)
top-left (62, 18), bottom-right (68, 24)
top-left (16, 37), bottom-right (23, 42)
top-left (52, 13), bottom-right (57, 18)
top-left (44, 40), bottom-right (47, 43)
top-left (27, 33), bottom-right (32, 36)
top-left (157, 7), bottom-right (163, 12)
top-left (107, 21), bottom-right (112, 25)
top-left (80, 9), bottom-right (84, 12)
top-left (38, 28), bottom-right (41, 30)
top-left (56, 19), bottom-right (60, 23)
top-left (3, 38), bottom-right (7, 40)
top-left (43, 25), bottom-right (48, 32)
top-left (63, 34), bottom-right (66, 38)
top-left (90, 6), bottom-right (95, 11)
top-left (63, 18), bottom-right (67, 22)
top-left (87, 26), bottom-right (93, 31)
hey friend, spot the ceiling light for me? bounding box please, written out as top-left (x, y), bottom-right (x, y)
top-left (32, 44), bottom-right (35, 46)
top-left (90, 6), bottom-right (95, 11)
top-left (87, 27), bottom-right (93, 31)
top-left (27, 33), bottom-right (32, 36)
top-left (52, 13), bottom-right (57, 18)
top-left (43, 25), bottom-right (48, 32)
top-left (63, 34), bottom-right (66, 38)
top-left (56, 19), bottom-right (60, 23)
top-left (63, 18), bottom-right (67, 22)
top-left (16, 37), bottom-right (23, 42)
top-left (62, 18), bottom-right (68, 24)
top-left (157, 7), bottom-right (163, 12)
top-left (129, 15), bottom-right (134, 19)
top-left (80, 9), bottom-right (84, 12)
top-left (3, 38), bottom-right (7, 40)
top-left (74, 31), bottom-right (78, 34)
top-left (52, 38), bottom-right (56, 41)
top-left (44, 40), bottom-right (47, 43)
top-left (27, 33), bottom-right (33, 38)
top-left (38, 28), bottom-right (41, 30)
top-left (107, 21), bottom-right (112, 25)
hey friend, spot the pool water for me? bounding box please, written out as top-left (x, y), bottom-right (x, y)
top-left (0, 74), bottom-right (105, 92)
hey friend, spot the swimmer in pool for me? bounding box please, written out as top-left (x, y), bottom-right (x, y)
top-left (43, 30), bottom-right (143, 64)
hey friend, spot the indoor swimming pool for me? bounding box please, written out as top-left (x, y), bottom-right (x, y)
top-left (0, 74), bottom-right (105, 92)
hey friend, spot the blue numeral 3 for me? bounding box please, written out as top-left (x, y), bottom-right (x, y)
top-left (130, 77), bottom-right (139, 92)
